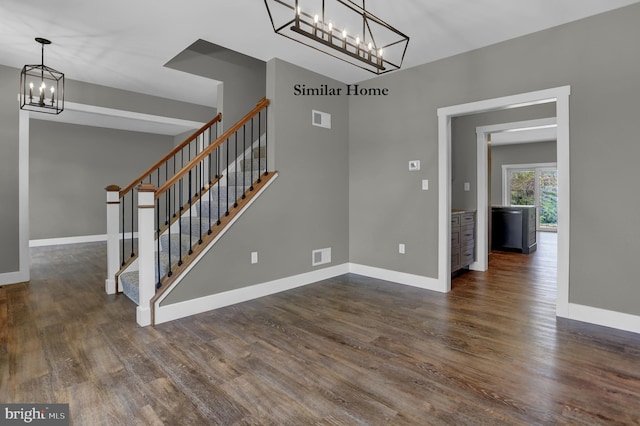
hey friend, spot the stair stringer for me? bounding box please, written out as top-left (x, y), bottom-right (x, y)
top-left (151, 172), bottom-right (278, 325)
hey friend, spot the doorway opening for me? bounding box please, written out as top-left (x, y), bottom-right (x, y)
top-left (437, 86), bottom-right (571, 318)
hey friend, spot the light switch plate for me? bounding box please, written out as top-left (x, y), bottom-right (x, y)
top-left (399, 243), bottom-right (405, 254)
top-left (422, 179), bottom-right (429, 190)
top-left (464, 182), bottom-right (470, 191)
top-left (409, 160), bottom-right (420, 171)
top-left (251, 252), bottom-right (258, 264)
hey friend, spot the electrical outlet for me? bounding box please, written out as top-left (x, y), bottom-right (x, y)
top-left (399, 243), bottom-right (405, 254)
top-left (251, 252), bottom-right (258, 264)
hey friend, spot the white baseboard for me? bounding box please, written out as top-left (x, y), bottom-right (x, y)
top-left (349, 263), bottom-right (443, 292)
top-left (0, 270), bottom-right (29, 286)
top-left (30, 232), bottom-right (139, 247)
top-left (150, 260), bottom-right (640, 336)
top-left (154, 263), bottom-right (350, 325)
top-left (565, 303), bottom-right (640, 334)
top-left (30, 234), bottom-right (107, 247)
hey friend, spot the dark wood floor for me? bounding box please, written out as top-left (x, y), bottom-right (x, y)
top-left (2, 234), bottom-right (640, 424)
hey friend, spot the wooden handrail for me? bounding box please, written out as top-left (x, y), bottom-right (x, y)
top-left (155, 98), bottom-right (269, 199)
top-left (118, 112), bottom-right (222, 197)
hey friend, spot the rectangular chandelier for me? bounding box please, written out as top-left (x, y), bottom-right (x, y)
top-left (264, 0), bottom-right (409, 75)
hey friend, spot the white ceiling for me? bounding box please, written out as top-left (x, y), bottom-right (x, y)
top-left (1, 0), bottom-right (639, 108)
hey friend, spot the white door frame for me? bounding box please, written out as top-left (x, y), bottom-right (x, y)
top-left (475, 119), bottom-right (556, 272)
top-left (437, 86), bottom-right (571, 318)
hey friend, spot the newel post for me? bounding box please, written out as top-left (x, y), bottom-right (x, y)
top-left (137, 183), bottom-right (157, 327)
top-left (105, 185), bottom-right (121, 295)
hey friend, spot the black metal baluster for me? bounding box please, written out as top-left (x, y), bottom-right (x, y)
top-left (173, 155), bottom-right (177, 218)
top-left (250, 118), bottom-right (254, 192)
top-left (264, 106), bottom-right (268, 175)
top-left (242, 124), bottom-right (247, 199)
top-left (216, 161), bottom-right (221, 226)
top-left (225, 139), bottom-right (230, 216)
top-left (121, 197), bottom-right (125, 266)
top-left (156, 198), bottom-right (161, 289)
top-left (258, 111), bottom-right (262, 183)
top-left (198, 162), bottom-right (203, 245)
top-left (188, 170), bottom-right (193, 254)
top-left (234, 132), bottom-right (238, 208)
top-left (178, 178), bottom-right (183, 267)
top-left (130, 191), bottom-right (135, 258)
top-left (208, 161), bottom-right (212, 235)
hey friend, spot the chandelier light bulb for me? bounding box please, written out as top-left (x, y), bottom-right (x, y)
top-left (356, 36), bottom-right (360, 45)
top-left (368, 42), bottom-right (372, 51)
top-left (314, 14), bottom-right (319, 24)
top-left (328, 22), bottom-right (333, 32)
top-left (342, 29), bottom-right (347, 38)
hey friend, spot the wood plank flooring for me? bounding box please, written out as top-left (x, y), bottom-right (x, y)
top-left (2, 234), bottom-right (640, 424)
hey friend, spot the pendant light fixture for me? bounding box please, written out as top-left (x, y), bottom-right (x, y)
top-left (264, 0), bottom-right (409, 75)
top-left (19, 37), bottom-right (65, 114)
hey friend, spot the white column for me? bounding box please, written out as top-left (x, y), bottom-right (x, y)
top-left (105, 185), bottom-right (121, 294)
top-left (137, 183), bottom-right (157, 327)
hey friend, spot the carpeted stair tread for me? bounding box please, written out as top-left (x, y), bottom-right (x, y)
top-left (227, 171), bottom-right (265, 186)
top-left (160, 233), bottom-right (192, 255)
top-left (178, 216), bottom-right (215, 237)
top-left (120, 250), bottom-right (185, 305)
top-left (120, 180), bottom-right (266, 306)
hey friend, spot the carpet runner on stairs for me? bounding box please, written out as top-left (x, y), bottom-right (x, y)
top-left (119, 145), bottom-right (266, 305)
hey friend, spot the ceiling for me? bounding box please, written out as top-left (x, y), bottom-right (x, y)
top-left (1, 0), bottom-right (639, 108)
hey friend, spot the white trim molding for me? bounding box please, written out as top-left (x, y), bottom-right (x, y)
top-left (29, 232), bottom-right (139, 248)
top-left (567, 304), bottom-right (640, 335)
top-left (154, 262), bottom-right (440, 325)
top-left (30, 234), bottom-right (108, 247)
top-left (1, 110), bottom-right (32, 286)
top-left (349, 264), bottom-right (442, 292)
top-left (437, 86), bottom-right (571, 316)
top-left (155, 263), bottom-right (350, 325)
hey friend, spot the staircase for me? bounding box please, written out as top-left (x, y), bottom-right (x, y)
top-left (105, 98), bottom-right (276, 326)
top-left (118, 153), bottom-right (265, 305)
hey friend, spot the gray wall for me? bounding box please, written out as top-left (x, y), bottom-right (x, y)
top-left (490, 141), bottom-right (557, 206)
top-left (451, 104), bottom-right (556, 210)
top-left (165, 40), bottom-right (266, 131)
top-left (0, 64), bottom-right (215, 277)
top-left (162, 58), bottom-right (350, 305)
top-left (349, 3), bottom-right (640, 315)
top-left (0, 65), bottom-right (20, 273)
top-left (29, 120), bottom-right (175, 240)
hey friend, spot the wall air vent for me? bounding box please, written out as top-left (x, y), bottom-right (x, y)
top-left (312, 247), bottom-right (331, 266)
top-left (312, 110), bottom-right (331, 129)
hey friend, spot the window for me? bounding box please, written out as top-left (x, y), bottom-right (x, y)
top-left (503, 163), bottom-right (557, 231)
